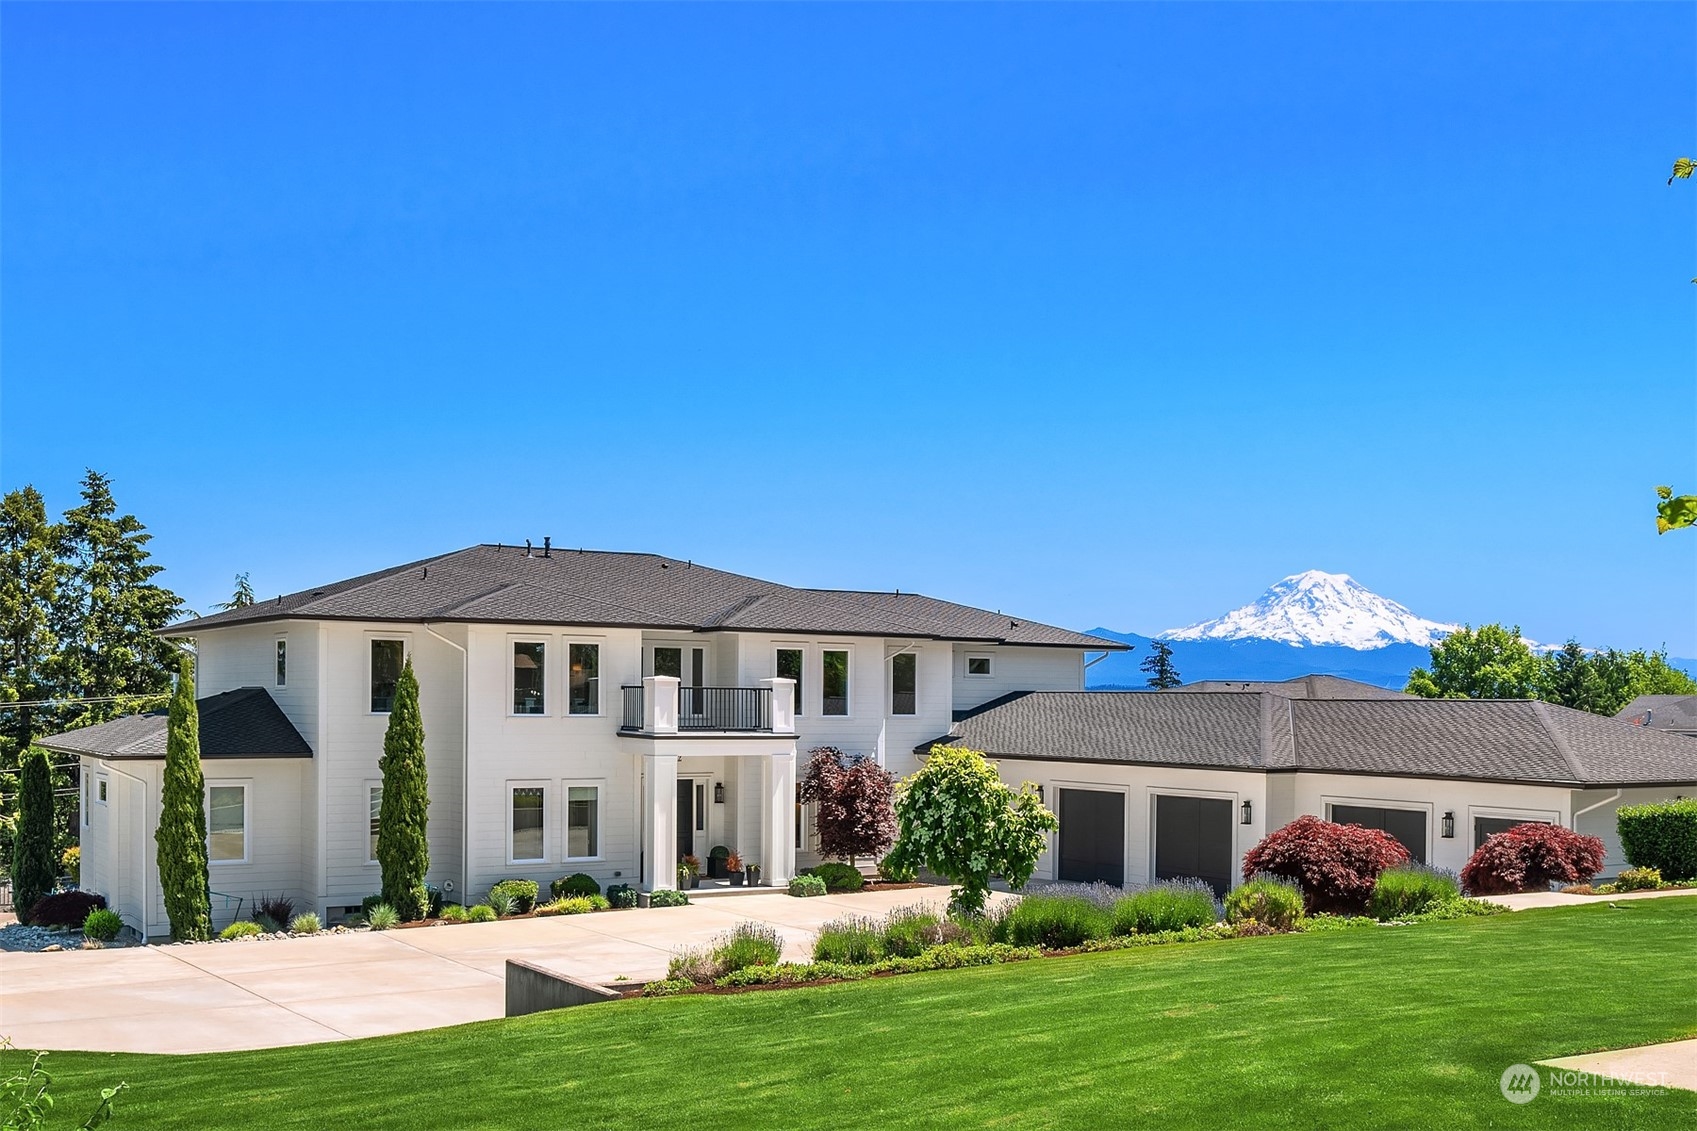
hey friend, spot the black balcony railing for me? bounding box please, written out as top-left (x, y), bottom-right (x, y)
top-left (621, 685), bottom-right (775, 732)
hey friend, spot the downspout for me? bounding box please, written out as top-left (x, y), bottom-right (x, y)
top-left (423, 623), bottom-right (470, 905)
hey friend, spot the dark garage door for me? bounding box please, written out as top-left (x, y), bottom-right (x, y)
top-left (1475, 816), bottom-right (1547, 850)
top-left (1057, 789), bottom-right (1125, 887)
top-left (1154, 795), bottom-right (1234, 897)
top-left (1331, 804), bottom-right (1428, 863)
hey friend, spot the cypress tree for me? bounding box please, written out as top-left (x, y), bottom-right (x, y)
top-left (156, 655), bottom-right (210, 941)
top-left (11, 748), bottom-right (57, 923)
top-left (377, 658), bottom-right (429, 920)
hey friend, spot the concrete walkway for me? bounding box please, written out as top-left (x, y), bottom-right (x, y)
top-left (1485, 887), bottom-right (1695, 911)
top-left (1540, 1039), bottom-right (1697, 1093)
top-left (0, 887), bottom-right (958, 1055)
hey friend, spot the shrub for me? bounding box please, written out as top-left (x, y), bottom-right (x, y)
top-left (82, 908), bottom-right (123, 941)
top-left (880, 905), bottom-right (948, 958)
top-left (1002, 893), bottom-right (1112, 949)
top-left (712, 921), bottom-right (784, 973)
top-left (648, 889), bottom-right (689, 908)
top-left (606, 883), bottom-right (638, 909)
top-left (1111, 880), bottom-right (1219, 935)
top-left (255, 893), bottom-right (297, 927)
top-left (551, 873), bottom-right (601, 899)
top-left (220, 920), bottom-right (264, 940)
top-left (26, 890), bottom-right (107, 929)
top-left (1617, 798), bottom-right (1697, 880)
top-left (288, 912), bottom-right (322, 934)
top-left (60, 845), bottom-right (81, 886)
top-left (1614, 866), bottom-right (1664, 892)
top-left (1366, 864), bottom-right (1461, 921)
top-left (788, 875), bottom-right (827, 898)
top-left (466, 904), bottom-right (498, 923)
top-left (488, 879), bottom-right (539, 914)
top-left (440, 904), bottom-right (469, 922)
top-left (1225, 875), bottom-right (1305, 931)
top-left (812, 916), bottom-right (884, 964)
top-left (1241, 815), bottom-right (1410, 914)
top-left (365, 903), bottom-right (401, 931)
top-left (803, 862), bottom-right (865, 893)
top-left (1461, 824), bottom-right (1605, 895)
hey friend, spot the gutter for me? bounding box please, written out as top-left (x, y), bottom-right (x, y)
top-left (422, 623), bottom-right (470, 904)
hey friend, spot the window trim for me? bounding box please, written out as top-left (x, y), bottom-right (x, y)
top-left (774, 646), bottom-right (805, 717)
top-left (509, 636), bottom-right (550, 717)
top-left (507, 780), bottom-right (550, 866)
top-left (565, 639), bottom-right (604, 717)
top-left (889, 650), bottom-right (918, 717)
top-left (965, 653), bottom-right (994, 678)
top-left (368, 635), bottom-right (411, 715)
top-left (206, 780), bottom-right (251, 866)
top-left (275, 636), bottom-right (288, 689)
top-left (563, 779), bottom-right (605, 862)
top-left (820, 645), bottom-right (852, 718)
top-left (366, 781), bottom-right (383, 865)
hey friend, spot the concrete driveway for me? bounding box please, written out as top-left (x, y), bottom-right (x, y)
top-left (0, 887), bottom-right (957, 1055)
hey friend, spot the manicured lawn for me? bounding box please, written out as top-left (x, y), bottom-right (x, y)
top-left (13, 898), bottom-right (1697, 1129)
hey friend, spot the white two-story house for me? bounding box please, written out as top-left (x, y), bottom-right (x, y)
top-left (50, 543), bottom-right (1122, 936)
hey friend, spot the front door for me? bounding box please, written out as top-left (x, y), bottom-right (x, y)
top-left (1057, 789), bottom-right (1125, 886)
top-left (1154, 794), bottom-right (1234, 897)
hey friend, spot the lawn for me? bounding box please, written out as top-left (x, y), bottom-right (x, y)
top-left (12, 898), bottom-right (1697, 1129)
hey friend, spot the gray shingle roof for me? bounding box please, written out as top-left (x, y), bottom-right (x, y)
top-left (1615, 695), bottom-right (1697, 735)
top-left (164, 544), bottom-right (1122, 650)
top-left (922, 691), bottom-right (1697, 786)
top-left (40, 688), bottom-right (312, 760)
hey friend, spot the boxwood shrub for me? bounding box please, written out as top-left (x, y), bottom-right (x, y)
top-left (1110, 880), bottom-right (1219, 935)
top-left (787, 875), bottom-right (827, 898)
top-left (1366, 864), bottom-right (1460, 920)
top-left (1617, 798), bottom-right (1697, 881)
top-left (551, 873), bottom-right (601, 899)
top-left (488, 879), bottom-right (540, 913)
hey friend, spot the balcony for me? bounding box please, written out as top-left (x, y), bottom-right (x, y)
top-left (620, 676), bottom-right (797, 736)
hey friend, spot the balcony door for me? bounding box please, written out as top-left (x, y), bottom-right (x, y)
top-left (654, 646), bottom-right (707, 716)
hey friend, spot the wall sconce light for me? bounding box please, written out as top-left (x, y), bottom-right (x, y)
top-left (713, 782), bottom-right (725, 805)
top-left (1240, 800), bottom-right (1253, 825)
top-left (1441, 811), bottom-right (1455, 839)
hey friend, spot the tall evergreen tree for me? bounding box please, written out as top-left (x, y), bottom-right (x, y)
top-left (156, 655), bottom-right (210, 941)
top-left (1141, 639), bottom-right (1182, 689)
top-left (377, 658), bottom-right (430, 920)
top-left (0, 487), bottom-right (63, 755)
top-left (10, 748), bottom-right (57, 924)
top-left (56, 470), bottom-right (183, 729)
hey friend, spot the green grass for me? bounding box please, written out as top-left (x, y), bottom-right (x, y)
top-left (13, 898), bottom-right (1697, 1129)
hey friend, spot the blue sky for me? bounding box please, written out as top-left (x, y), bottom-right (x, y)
top-left (3, 3), bottom-right (1693, 653)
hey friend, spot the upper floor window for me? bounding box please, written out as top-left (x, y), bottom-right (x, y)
top-left (966, 654), bottom-right (993, 678)
top-left (371, 639), bottom-right (405, 712)
top-left (513, 642), bottom-right (546, 715)
top-left (776, 648), bottom-right (803, 716)
top-left (822, 649), bottom-right (849, 716)
top-left (208, 783), bottom-right (248, 864)
top-left (569, 642), bottom-right (600, 715)
top-left (891, 652), bottom-right (917, 716)
top-left (275, 639), bottom-right (287, 687)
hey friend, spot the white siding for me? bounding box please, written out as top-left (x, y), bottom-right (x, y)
top-left (952, 645), bottom-right (1084, 711)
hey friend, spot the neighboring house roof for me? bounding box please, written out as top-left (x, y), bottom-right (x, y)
top-left (39, 688), bottom-right (313, 760)
top-left (920, 691), bottom-right (1697, 787)
top-left (1164, 675), bottom-right (1410, 699)
top-left (162, 544), bottom-right (1124, 650)
top-left (1615, 695), bottom-right (1697, 735)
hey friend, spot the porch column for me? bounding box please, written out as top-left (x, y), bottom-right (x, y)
top-left (764, 750), bottom-right (797, 884)
top-left (642, 752), bottom-right (679, 891)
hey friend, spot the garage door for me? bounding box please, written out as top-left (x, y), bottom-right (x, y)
top-left (1475, 817), bottom-right (1547, 850)
top-left (1331, 804), bottom-right (1428, 863)
top-left (1057, 789), bottom-right (1125, 887)
top-left (1154, 795), bottom-right (1234, 897)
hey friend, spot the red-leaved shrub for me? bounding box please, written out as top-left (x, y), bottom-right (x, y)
top-left (1241, 815), bottom-right (1411, 914)
top-left (1460, 824), bottom-right (1605, 896)
top-left (26, 889), bottom-right (108, 928)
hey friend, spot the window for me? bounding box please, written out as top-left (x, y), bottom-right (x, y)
top-left (208, 784), bottom-right (247, 863)
top-left (569, 643), bottom-right (600, 714)
top-left (275, 639), bottom-right (287, 687)
top-left (371, 639), bottom-right (405, 712)
top-left (822, 649), bottom-right (849, 715)
top-left (368, 784), bottom-right (383, 863)
top-left (567, 786), bottom-right (599, 858)
top-left (511, 786), bottom-right (546, 863)
top-left (966, 654), bottom-right (993, 677)
top-left (891, 652), bottom-right (917, 716)
top-left (776, 648), bottom-right (803, 715)
top-left (513, 641), bottom-right (546, 714)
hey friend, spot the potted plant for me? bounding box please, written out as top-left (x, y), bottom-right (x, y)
top-left (681, 855), bottom-right (702, 889)
top-left (726, 851), bottom-right (745, 886)
top-left (746, 862), bottom-right (761, 886)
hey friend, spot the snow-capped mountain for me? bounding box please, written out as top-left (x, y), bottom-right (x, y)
top-left (1164, 571), bottom-right (1456, 650)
